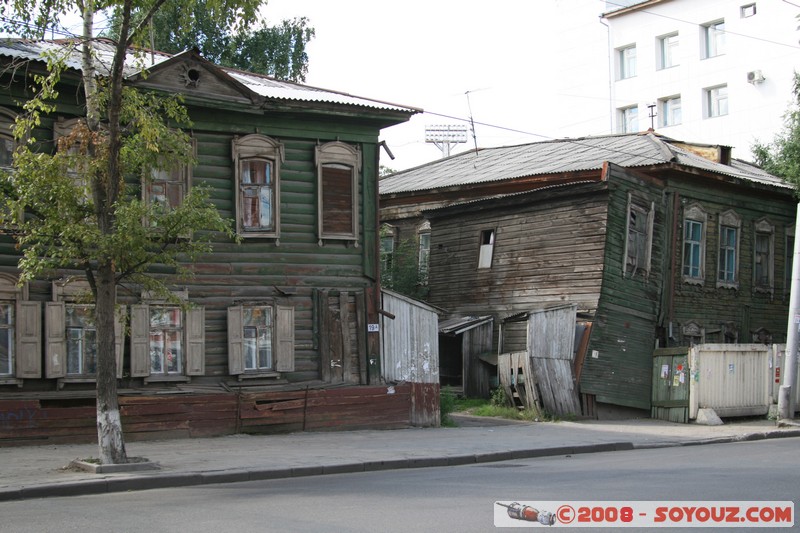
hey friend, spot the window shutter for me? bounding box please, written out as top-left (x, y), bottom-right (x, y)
top-left (15, 301), bottom-right (41, 379)
top-left (186, 306), bottom-right (205, 376)
top-left (227, 306), bottom-right (244, 375)
top-left (130, 304), bottom-right (150, 377)
top-left (45, 302), bottom-right (66, 378)
top-left (276, 305), bottom-right (295, 372)
top-left (115, 307), bottom-right (126, 379)
top-left (321, 166), bottom-right (354, 236)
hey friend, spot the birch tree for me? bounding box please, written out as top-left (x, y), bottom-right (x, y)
top-left (0, 0), bottom-right (259, 464)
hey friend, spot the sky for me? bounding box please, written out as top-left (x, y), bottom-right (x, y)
top-left (262, 0), bottom-right (612, 171)
top-left (56, 0), bottom-right (614, 172)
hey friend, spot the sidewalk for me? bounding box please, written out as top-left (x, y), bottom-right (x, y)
top-left (1, 415), bottom-right (798, 502)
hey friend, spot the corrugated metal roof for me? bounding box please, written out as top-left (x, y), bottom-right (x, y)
top-left (379, 132), bottom-right (791, 195)
top-left (439, 315), bottom-right (493, 335)
top-left (0, 39), bottom-right (419, 114)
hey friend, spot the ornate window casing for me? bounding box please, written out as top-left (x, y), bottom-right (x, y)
top-left (143, 137), bottom-right (194, 229)
top-left (0, 272), bottom-right (40, 384)
top-left (682, 203), bottom-right (707, 284)
top-left (45, 278), bottom-right (125, 384)
top-left (716, 210), bottom-right (741, 289)
top-left (227, 303), bottom-right (295, 379)
top-left (624, 193), bottom-right (654, 279)
top-left (130, 291), bottom-right (204, 383)
top-left (316, 141), bottom-right (360, 245)
top-left (232, 134), bottom-right (284, 239)
top-left (753, 218), bottom-right (775, 294)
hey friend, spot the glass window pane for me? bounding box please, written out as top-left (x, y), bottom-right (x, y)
top-left (165, 330), bottom-right (182, 373)
top-left (0, 136), bottom-right (13, 167)
top-left (67, 328), bottom-right (82, 374)
top-left (259, 186), bottom-right (272, 229)
top-left (258, 328), bottom-right (272, 369)
top-left (0, 327), bottom-right (12, 375)
top-left (0, 303), bottom-right (13, 326)
top-left (244, 327), bottom-right (257, 370)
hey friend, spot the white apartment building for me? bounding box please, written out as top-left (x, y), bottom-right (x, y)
top-left (603, 0), bottom-right (800, 160)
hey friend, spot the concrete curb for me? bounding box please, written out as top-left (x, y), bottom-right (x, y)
top-left (1, 430), bottom-right (798, 502)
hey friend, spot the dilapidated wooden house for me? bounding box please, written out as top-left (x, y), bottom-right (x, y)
top-left (0, 39), bottom-right (435, 444)
top-left (379, 133), bottom-right (795, 417)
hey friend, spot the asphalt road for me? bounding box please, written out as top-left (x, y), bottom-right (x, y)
top-left (1, 438), bottom-right (797, 533)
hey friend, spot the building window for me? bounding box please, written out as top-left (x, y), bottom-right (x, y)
top-left (754, 219), bottom-right (775, 293)
top-left (316, 141), bottom-right (361, 243)
top-left (65, 305), bottom-right (97, 375)
top-left (703, 20), bottom-right (725, 58)
top-left (658, 33), bottom-right (679, 69)
top-left (660, 96), bottom-right (682, 127)
top-left (717, 210), bottom-right (741, 288)
top-left (143, 138), bottom-right (194, 227)
top-left (0, 302), bottom-right (13, 376)
top-left (478, 229), bottom-right (495, 269)
top-left (619, 106), bottom-right (638, 133)
top-left (130, 297), bottom-right (205, 380)
top-left (682, 204), bottom-right (707, 283)
top-left (380, 224), bottom-right (395, 274)
top-left (705, 85), bottom-right (728, 118)
top-left (228, 304), bottom-right (295, 376)
top-left (53, 118), bottom-right (93, 197)
top-left (418, 230), bottom-right (431, 284)
top-left (625, 196), bottom-right (654, 277)
top-left (232, 134), bottom-right (284, 238)
top-left (618, 45), bottom-right (636, 79)
top-left (741, 3), bottom-right (756, 17)
top-left (0, 274), bottom-right (40, 382)
top-left (0, 107), bottom-right (15, 170)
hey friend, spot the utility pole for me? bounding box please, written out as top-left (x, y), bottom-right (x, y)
top-left (778, 202), bottom-right (800, 420)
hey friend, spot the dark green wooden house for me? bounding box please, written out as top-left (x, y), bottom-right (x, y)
top-left (0, 39), bottom-right (425, 444)
top-left (379, 133), bottom-right (795, 417)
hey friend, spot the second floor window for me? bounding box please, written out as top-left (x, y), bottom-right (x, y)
top-left (618, 45), bottom-right (636, 79)
top-left (658, 33), bottom-right (679, 69)
top-left (478, 229), bottom-right (495, 269)
top-left (703, 20), bottom-right (725, 58)
top-left (682, 204), bottom-right (707, 283)
top-left (661, 96), bottom-right (682, 127)
top-left (718, 226), bottom-right (738, 284)
top-left (316, 142), bottom-right (360, 242)
top-left (706, 86), bottom-right (728, 118)
top-left (232, 134), bottom-right (284, 238)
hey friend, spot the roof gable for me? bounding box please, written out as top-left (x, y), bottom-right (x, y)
top-left (128, 50), bottom-right (261, 106)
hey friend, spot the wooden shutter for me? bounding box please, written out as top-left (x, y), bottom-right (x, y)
top-left (15, 301), bottom-right (41, 379)
top-left (129, 304), bottom-right (150, 377)
top-left (44, 302), bottom-right (66, 378)
top-left (227, 306), bottom-right (244, 375)
top-left (115, 307), bottom-right (126, 379)
top-left (275, 305), bottom-right (295, 372)
top-left (321, 166), bottom-right (354, 236)
top-left (186, 306), bottom-right (205, 376)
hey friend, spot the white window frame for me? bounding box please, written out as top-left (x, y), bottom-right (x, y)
top-left (740, 3), bottom-right (756, 18)
top-left (623, 194), bottom-right (654, 278)
top-left (618, 45), bottom-right (636, 80)
top-left (619, 105), bottom-right (639, 134)
top-left (130, 292), bottom-right (204, 382)
top-left (682, 203), bottom-right (707, 284)
top-left (703, 20), bottom-right (725, 58)
top-left (705, 85), bottom-right (728, 118)
top-left (232, 134), bottom-right (284, 239)
top-left (478, 229), bottom-right (496, 269)
top-left (46, 278), bottom-right (125, 381)
top-left (315, 141), bottom-right (361, 244)
top-left (658, 32), bottom-right (679, 70)
top-left (753, 218), bottom-right (775, 294)
top-left (0, 273), bottom-right (40, 383)
top-left (228, 303), bottom-right (295, 378)
top-left (418, 220), bottom-right (431, 285)
top-left (716, 210), bottom-right (741, 289)
top-left (660, 96), bottom-right (682, 127)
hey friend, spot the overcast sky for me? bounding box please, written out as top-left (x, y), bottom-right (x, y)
top-left (264, 0), bottom-right (612, 171)
top-left (55, 0), bottom-right (613, 171)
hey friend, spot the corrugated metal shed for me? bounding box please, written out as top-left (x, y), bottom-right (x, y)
top-left (0, 39), bottom-right (419, 114)
top-left (379, 132), bottom-right (789, 195)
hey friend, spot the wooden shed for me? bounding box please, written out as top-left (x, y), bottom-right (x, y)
top-left (438, 315), bottom-right (494, 398)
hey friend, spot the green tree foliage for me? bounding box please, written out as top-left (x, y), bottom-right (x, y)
top-left (753, 73), bottom-right (800, 185)
top-left (106, 0), bottom-right (315, 81)
top-left (380, 226), bottom-right (428, 300)
top-left (0, 0), bottom-right (248, 464)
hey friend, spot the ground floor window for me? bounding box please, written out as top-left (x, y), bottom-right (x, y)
top-left (65, 305), bottom-right (96, 375)
top-left (243, 306), bottom-right (273, 371)
top-left (149, 306), bottom-right (183, 375)
top-left (0, 302), bottom-right (13, 376)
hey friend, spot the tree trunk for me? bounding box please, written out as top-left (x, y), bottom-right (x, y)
top-left (95, 262), bottom-right (127, 464)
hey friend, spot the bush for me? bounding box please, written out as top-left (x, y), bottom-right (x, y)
top-left (440, 386), bottom-right (457, 427)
